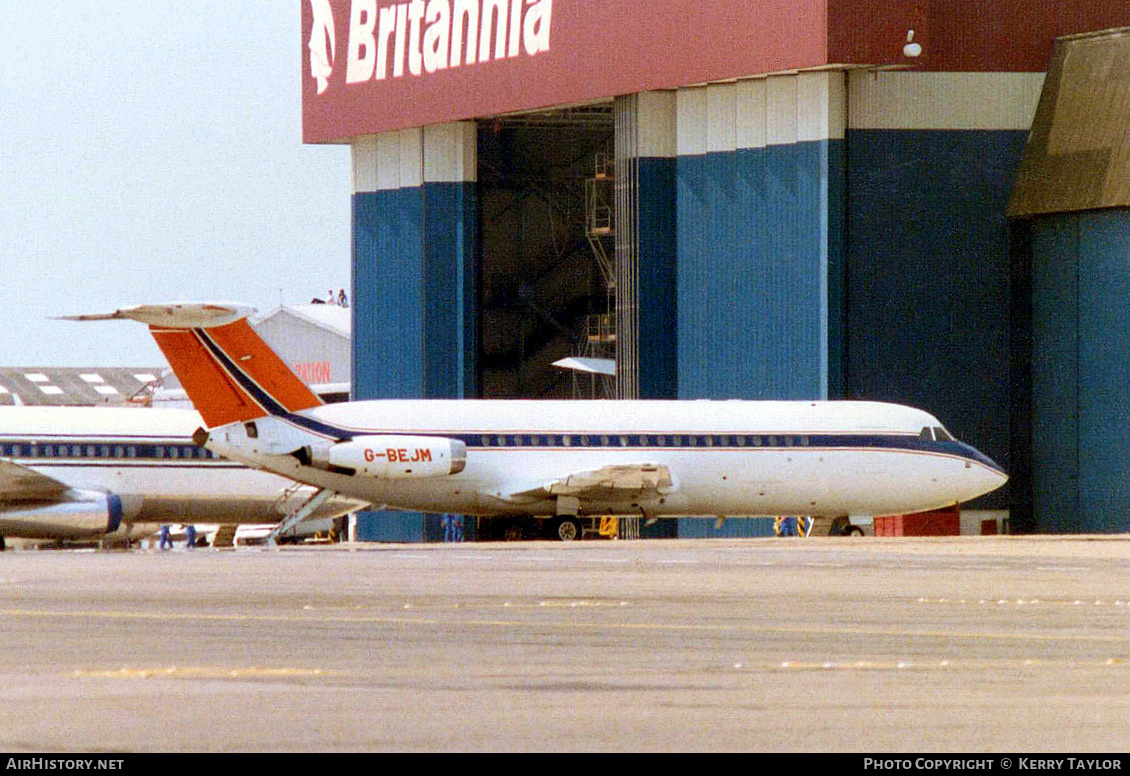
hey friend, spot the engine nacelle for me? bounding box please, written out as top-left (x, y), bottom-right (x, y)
top-left (0, 491), bottom-right (124, 540)
top-left (315, 435), bottom-right (466, 479)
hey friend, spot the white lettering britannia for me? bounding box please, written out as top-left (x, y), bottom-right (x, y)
top-left (345, 0), bottom-right (552, 84)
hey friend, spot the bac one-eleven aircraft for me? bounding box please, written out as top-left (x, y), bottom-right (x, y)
top-left (65, 303), bottom-right (1007, 537)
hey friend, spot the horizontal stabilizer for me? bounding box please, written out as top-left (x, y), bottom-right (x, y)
top-left (57, 303), bottom-right (255, 329)
top-left (60, 303), bottom-right (321, 428)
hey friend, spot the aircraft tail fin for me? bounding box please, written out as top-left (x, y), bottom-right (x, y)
top-left (60, 303), bottom-right (322, 428)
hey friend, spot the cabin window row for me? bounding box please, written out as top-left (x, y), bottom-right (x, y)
top-left (0, 443), bottom-right (215, 460)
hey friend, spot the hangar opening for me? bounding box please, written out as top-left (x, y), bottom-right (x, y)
top-left (476, 104), bottom-right (615, 399)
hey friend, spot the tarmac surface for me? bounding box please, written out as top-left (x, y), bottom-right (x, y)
top-left (1, 536), bottom-right (1128, 752)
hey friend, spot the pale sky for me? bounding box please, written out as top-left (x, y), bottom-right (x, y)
top-left (0, 1), bottom-right (352, 367)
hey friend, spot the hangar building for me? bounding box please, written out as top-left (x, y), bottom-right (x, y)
top-left (301, 1), bottom-right (1130, 538)
top-left (255, 304), bottom-right (352, 402)
top-left (0, 368), bottom-right (160, 407)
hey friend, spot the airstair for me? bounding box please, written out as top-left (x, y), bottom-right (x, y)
top-left (268, 483), bottom-right (337, 545)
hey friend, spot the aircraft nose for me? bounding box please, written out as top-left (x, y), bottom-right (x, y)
top-left (959, 443), bottom-right (1008, 498)
top-left (981, 464), bottom-right (1009, 492)
top-left (954, 440), bottom-right (1001, 473)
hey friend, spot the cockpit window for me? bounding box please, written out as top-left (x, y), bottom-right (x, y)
top-left (920, 426), bottom-right (954, 442)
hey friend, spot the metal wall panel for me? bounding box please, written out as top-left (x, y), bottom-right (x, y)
top-left (676, 140), bottom-right (831, 399)
top-left (255, 309), bottom-right (352, 387)
top-left (615, 95), bottom-right (640, 399)
top-left (1028, 211), bottom-right (1130, 533)
top-left (354, 512), bottom-right (425, 542)
top-left (675, 76), bottom-right (844, 400)
top-left (824, 140), bottom-right (846, 397)
top-left (352, 126), bottom-right (478, 541)
top-left (636, 157), bottom-right (678, 399)
top-left (847, 69), bottom-right (1043, 515)
top-left (1035, 212), bottom-right (1130, 537)
top-left (423, 123), bottom-right (478, 400)
top-left (845, 129), bottom-right (1025, 510)
top-left (735, 80), bottom-right (767, 151)
top-left (1076, 213), bottom-right (1130, 531)
top-left (352, 187), bottom-right (425, 400)
top-left (352, 124), bottom-right (478, 402)
top-left (1029, 216), bottom-right (1080, 531)
top-left (423, 181), bottom-right (479, 399)
top-left (676, 517), bottom-right (776, 539)
top-left (849, 71), bottom-right (1044, 131)
top-left (617, 92), bottom-right (679, 400)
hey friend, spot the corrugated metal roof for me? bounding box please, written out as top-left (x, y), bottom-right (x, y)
top-left (1009, 27), bottom-right (1130, 219)
top-left (0, 367), bottom-right (162, 407)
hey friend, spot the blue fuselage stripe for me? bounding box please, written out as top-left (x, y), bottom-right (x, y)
top-left (275, 426), bottom-right (1004, 475)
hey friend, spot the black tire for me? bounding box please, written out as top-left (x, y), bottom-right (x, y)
top-left (554, 518), bottom-right (581, 542)
top-left (843, 525), bottom-right (865, 537)
top-left (502, 523), bottom-right (525, 541)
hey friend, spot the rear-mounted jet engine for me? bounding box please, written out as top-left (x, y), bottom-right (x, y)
top-left (307, 435), bottom-right (467, 479)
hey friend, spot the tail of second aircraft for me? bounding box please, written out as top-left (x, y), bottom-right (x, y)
top-left (61, 303), bottom-right (322, 428)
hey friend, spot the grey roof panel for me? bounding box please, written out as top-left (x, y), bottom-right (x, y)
top-left (0, 367), bottom-right (162, 407)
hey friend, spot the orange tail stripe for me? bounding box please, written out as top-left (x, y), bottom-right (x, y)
top-left (151, 327), bottom-right (265, 427)
top-left (204, 319), bottom-right (322, 414)
top-left (150, 319), bottom-right (322, 428)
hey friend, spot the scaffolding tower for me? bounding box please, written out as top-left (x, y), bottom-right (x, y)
top-left (573, 152), bottom-right (617, 399)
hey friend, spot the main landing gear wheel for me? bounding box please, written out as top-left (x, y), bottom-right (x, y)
top-left (502, 523), bottom-right (525, 542)
top-left (554, 518), bottom-right (581, 542)
top-left (843, 525), bottom-right (865, 536)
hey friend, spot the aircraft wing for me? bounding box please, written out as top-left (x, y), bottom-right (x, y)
top-left (507, 462), bottom-right (675, 503)
top-left (0, 458), bottom-right (69, 502)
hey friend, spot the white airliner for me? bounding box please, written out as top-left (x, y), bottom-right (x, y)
top-left (65, 303), bottom-right (1007, 536)
top-left (0, 405), bottom-right (363, 550)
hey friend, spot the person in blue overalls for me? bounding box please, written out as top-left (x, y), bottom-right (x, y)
top-left (184, 525), bottom-right (197, 550)
top-left (158, 525), bottom-right (172, 551)
top-left (442, 515), bottom-right (464, 543)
